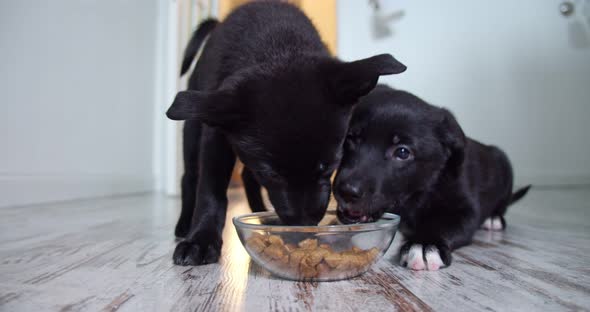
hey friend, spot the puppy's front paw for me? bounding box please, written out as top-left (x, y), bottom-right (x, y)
top-left (173, 236), bottom-right (222, 266)
top-left (481, 216), bottom-right (504, 231)
top-left (400, 243), bottom-right (450, 271)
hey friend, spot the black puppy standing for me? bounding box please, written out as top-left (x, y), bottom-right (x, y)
top-left (334, 85), bottom-right (530, 271)
top-left (166, 2), bottom-right (406, 266)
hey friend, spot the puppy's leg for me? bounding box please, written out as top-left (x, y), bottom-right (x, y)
top-left (241, 167), bottom-right (267, 212)
top-left (173, 127), bottom-right (236, 266)
top-left (400, 204), bottom-right (478, 271)
top-left (176, 120), bottom-right (202, 238)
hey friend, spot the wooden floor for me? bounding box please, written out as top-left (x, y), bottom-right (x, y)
top-left (1, 187), bottom-right (589, 312)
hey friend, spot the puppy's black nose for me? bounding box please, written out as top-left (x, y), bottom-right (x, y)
top-left (338, 182), bottom-right (363, 203)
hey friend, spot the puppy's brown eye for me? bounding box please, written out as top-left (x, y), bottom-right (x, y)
top-left (394, 147), bottom-right (412, 160)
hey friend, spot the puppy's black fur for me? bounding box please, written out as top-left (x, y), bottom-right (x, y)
top-left (334, 85), bottom-right (530, 269)
top-left (167, 2), bottom-right (406, 266)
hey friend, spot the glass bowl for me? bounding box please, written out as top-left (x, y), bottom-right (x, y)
top-left (232, 211), bottom-right (399, 281)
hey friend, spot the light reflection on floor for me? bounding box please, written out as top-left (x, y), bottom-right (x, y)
top-left (221, 191), bottom-right (253, 311)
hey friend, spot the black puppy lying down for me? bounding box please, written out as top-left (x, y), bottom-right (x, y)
top-left (334, 85), bottom-right (530, 271)
top-left (166, 2), bottom-right (406, 266)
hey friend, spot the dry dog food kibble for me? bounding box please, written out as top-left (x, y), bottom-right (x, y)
top-left (245, 233), bottom-right (380, 279)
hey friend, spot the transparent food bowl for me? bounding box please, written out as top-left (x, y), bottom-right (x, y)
top-left (233, 211), bottom-right (399, 281)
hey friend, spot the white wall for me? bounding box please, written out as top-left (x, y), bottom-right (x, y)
top-left (0, 0), bottom-right (161, 207)
top-left (165, 0), bottom-right (218, 197)
top-left (338, 0), bottom-right (590, 186)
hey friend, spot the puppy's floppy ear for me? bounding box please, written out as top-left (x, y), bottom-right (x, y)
top-left (166, 90), bottom-right (244, 128)
top-left (437, 109), bottom-right (466, 173)
top-left (328, 54), bottom-right (406, 104)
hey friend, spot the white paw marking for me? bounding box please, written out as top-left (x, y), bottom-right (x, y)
top-left (401, 244), bottom-right (446, 271)
top-left (425, 248), bottom-right (444, 271)
top-left (407, 244), bottom-right (425, 270)
top-left (491, 217), bottom-right (503, 231)
top-left (482, 217), bottom-right (504, 231)
top-left (482, 218), bottom-right (493, 230)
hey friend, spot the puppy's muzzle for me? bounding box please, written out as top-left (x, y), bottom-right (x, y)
top-left (337, 182), bottom-right (364, 203)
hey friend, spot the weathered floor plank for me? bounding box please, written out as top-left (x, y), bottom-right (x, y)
top-left (0, 188), bottom-right (588, 312)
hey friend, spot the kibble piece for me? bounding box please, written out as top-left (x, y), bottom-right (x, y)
top-left (335, 252), bottom-right (365, 270)
top-left (298, 238), bottom-right (318, 249)
top-left (335, 260), bottom-right (354, 271)
top-left (300, 256), bottom-right (318, 278)
top-left (284, 243), bottom-right (297, 253)
top-left (264, 243), bottom-right (287, 260)
top-left (246, 236), bottom-right (268, 253)
top-left (349, 254), bottom-right (367, 268)
top-left (279, 254), bottom-right (289, 265)
top-left (365, 248), bottom-right (380, 262)
top-left (268, 235), bottom-right (284, 245)
top-left (334, 256), bottom-right (353, 270)
top-left (299, 264), bottom-right (317, 278)
top-left (324, 252), bottom-right (343, 268)
top-left (316, 262), bottom-right (331, 276)
top-left (289, 249), bottom-right (306, 266)
top-left (301, 255), bottom-right (320, 268)
top-left (307, 248), bottom-right (329, 265)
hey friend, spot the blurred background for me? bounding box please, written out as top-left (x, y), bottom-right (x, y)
top-left (1, 0), bottom-right (589, 208)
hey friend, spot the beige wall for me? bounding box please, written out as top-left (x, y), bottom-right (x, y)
top-left (218, 0), bottom-right (336, 54)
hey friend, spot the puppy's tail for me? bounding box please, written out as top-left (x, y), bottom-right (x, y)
top-left (180, 18), bottom-right (219, 77)
top-left (509, 185), bottom-right (531, 205)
